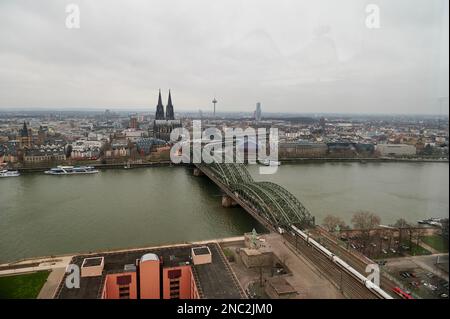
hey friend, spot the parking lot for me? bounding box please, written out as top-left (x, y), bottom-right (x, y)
top-left (383, 255), bottom-right (449, 299)
top-left (339, 234), bottom-right (431, 259)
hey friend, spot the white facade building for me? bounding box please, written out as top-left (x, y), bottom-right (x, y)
top-left (376, 144), bottom-right (416, 156)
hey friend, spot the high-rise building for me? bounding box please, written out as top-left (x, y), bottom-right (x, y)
top-left (129, 116), bottom-right (138, 129)
top-left (58, 243), bottom-right (243, 299)
top-left (255, 102), bottom-right (262, 121)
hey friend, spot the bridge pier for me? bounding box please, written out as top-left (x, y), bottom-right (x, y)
top-left (221, 195), bottom-right (238, 208)
top-left (193, 168), bottom-right (204, 176)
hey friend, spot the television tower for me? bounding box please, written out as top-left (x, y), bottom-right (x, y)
top-left (212, 97), bottom-right (217, 118)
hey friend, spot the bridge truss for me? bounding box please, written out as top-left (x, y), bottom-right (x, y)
top-left (197, 162), bottom-right (315, 229)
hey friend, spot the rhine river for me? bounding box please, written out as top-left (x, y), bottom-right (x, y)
top-left (0, 162), bottom-right (448, 263)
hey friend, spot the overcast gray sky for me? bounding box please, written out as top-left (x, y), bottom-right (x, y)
top-left (0, 0), bottom-right (448, 114)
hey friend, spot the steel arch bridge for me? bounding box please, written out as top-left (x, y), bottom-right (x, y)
top-left (197, 162), bottom-right (315, 229)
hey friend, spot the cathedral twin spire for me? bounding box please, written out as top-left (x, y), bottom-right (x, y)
top-left (155, 89), bottom-right (174, 120)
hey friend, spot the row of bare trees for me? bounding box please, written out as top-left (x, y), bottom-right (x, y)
top-left (322, 212), bottom-right (428, 256)
top-left (322, 211), bottom-right (380, 233)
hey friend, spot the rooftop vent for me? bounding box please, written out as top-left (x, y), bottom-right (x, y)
top-left (124, 264), bottom-right (136, 272)
top-left (81, 256), bottom-right (104, 277)
top-left (191, 246), bottom-right (212, 265)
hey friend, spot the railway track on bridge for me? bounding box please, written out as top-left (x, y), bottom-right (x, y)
top-left (312, 227), bottom-right (399, 298)
top-left (283, 231), bottom-right (379, 299)
top-left (194, 162), bottom-right (392, 299)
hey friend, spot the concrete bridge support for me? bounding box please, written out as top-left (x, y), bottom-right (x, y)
top-left (193, 167), bottom-right (204, 176)
top-left (222, 195), bottom-right (238, 208)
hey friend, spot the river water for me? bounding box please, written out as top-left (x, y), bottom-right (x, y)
top-left (0, 162), bottom-right (448, 262)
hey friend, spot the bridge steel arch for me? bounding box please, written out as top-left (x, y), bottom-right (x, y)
top-left (197, 162), bottom-right (314, 229)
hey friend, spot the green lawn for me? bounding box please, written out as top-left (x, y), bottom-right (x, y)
top-left (408, 242), bottom-right (432, 256)
top-left (0, 271), bottom-right (50, 299)
top-left (421, 235), bottom-right (449, 253)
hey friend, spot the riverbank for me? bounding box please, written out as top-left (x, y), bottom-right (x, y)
top-left (9, 156), bottom-right (449, 173)
top-left (14, 161), bottom-right (178, 173)
top-left (280, 157), bottom-right (449, 164)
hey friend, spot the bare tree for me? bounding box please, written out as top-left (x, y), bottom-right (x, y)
top-left (351, 211), bottom-right (381, 251)
top-left (351, 211), bottom-right (381, 229)
top-left (394, 218), bottom-right (410, 228)
top-left (378, 229), bottom-right (387, 256)
top-left (322, 215), bottom-right (348, 232)
top-left (394, 218), bottom-right (411, 253)
top-left (415, 228), bottom-right (425, 253)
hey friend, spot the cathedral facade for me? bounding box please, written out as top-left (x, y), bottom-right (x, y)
top-left (152, 90), bottom-right (181, 141)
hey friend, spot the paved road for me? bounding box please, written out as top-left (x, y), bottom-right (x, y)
top-left (37, 268), bottom-right (67, 299)
top-left (0, 256), bottom-right (72, 276)
top-left (386, 254), bottom-right (449, 282)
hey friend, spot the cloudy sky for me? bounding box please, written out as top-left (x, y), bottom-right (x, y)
top-left (0, 0), bottom-right (448, 114)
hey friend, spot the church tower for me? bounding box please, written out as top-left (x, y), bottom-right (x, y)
top-left (19, 122), bottom-right (32, 148)
top-left (165, 90), bottom-right (174, 120)
top-left (155, 89), bottom-right (165, 120)
top-left (152, 90), bottom-right (181, 141)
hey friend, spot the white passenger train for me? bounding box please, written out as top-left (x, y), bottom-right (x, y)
top-left (290, 225), bottom-right (393, 299)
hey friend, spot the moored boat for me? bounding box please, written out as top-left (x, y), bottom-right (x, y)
top-left (259, 159), bottom-right (281, 166)
top-left (44, 166), bottom-right (99, 175)
top-left (0, 169), bottom-right (20, 177)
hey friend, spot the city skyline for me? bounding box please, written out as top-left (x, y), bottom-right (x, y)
top-left (0, 0), bottom-right (448, 115)
top-left (0, 0), bottom-right (448, 303)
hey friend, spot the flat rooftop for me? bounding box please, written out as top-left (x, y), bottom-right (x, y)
top-left (82, 257), bottom-right (103, 267)
top-left (56, 243), bottom-right (243, 299)
top-left (267, 277), bottom-right (297, 295)
top-left (192, 247), bottom-right (210, 256)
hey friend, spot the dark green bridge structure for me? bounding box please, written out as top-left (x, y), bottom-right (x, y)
top-left (194, 162), bottom-right (315, 231)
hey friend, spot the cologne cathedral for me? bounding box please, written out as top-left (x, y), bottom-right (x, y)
top-left (153, 90), bottom-right (181, 141)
